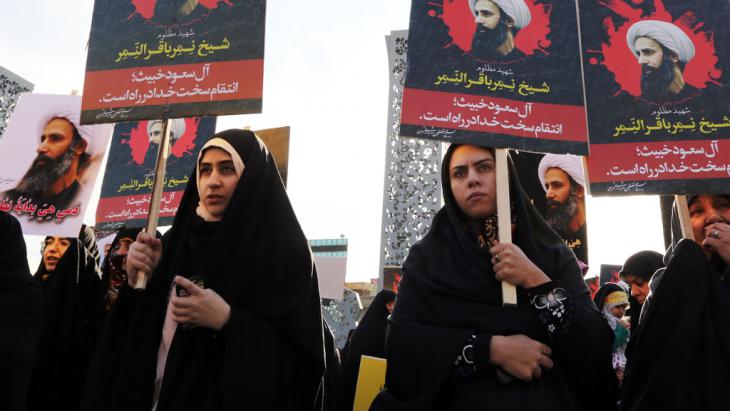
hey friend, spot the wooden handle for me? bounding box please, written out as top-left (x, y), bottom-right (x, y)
top-left (134, 119), bottom-right (173, 290)
top-left (495, 149), bottom-right (517, 307)
top-left (134, 271), bottom-right (148, 289)
top-left (674, 195), bottom-right (694, 241)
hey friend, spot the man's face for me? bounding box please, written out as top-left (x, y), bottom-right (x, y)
top-left (471, 0), bottom-right (510, 57)
top-left (689, 195), bottom-right (730, 248)
top-left (15, 118), bottom-right (84, 196)
top-left (635, 37), bottom-right (664, 69)
top-left (37, 118), bottom-right (76, 161)
top-left (43, 236), bottom-right (71, 272)
top-left (449, 145), bottom-right (497, 220)
top-left (635, 37), bottom-right (679, 99)
top-left (623, 274), bottom-right (650, 304)
top-left (149, 121), bottom-right (164, 145)
top-left (545, 168), bottom-right (572, 206)
top-left (198, 147), bottom-right (241, 219)
top-left (474, 0), bottom-right (501, 29)
top-left (543, 168), bottom-right (583, 234)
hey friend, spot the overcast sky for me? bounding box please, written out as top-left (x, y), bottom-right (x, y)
top-left (1, 0), bottom-right (665, 282)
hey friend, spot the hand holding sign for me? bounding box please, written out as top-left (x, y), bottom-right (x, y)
top-left (126, 231), bottom-right (162, 287)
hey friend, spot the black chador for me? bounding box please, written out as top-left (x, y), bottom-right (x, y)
top-left (371, 145), bottom-right (618, 410)
top-left (28, 225), bottom-right (104, 411)
top-left (0, 211), bottom-right (43, 411)
top-left (80, 130), bottom-right (325, 411)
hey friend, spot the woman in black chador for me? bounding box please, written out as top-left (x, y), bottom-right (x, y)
top-left (339, 289), bottom-right (396, 410)
top-left (28, 225), bottom-right (104, 411)
top-left (80, 130), bottom-right (325, 411)
top-left (371, 144), bottom-right (618, 410)
top-left (0, 211), bottom-right (43, 411)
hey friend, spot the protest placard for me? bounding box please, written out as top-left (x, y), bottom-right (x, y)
top-left (255, 126), bottom-right (290, 186)
top-left (95, 117), bottom-right (216, 235)
top-left (353, 356), bottom-right (387, 411)
top-left (0, 94), bottom-right (112, 236)
top-left (580, 0), bottom-right (730, 195)
top-left (400, 0), bottom-right (588, 155)
top-left (81, 0), bottom-right (266, 124)
top-left (511, 150), bottom-right (589, 269)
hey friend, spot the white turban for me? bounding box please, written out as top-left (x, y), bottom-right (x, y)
top-left (626, 20), bottom-right (695, 63)
top-left (147, 118), bottom-right (187, 141)
top-left (538, 153), bottom-right (585, 191)
top-left (38, 103), bottom-right (109, 157)
top-left (469, 0), bottom-right (532, 29)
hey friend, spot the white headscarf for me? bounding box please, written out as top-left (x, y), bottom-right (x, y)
top-left (194, 137), bottom-right (245, 222)
top-left (469, 0), bottom-right (532, 29)
top-left (538, 153), bottom-right (586, 191)
top-left (626, 20), bottom-right (695, 63)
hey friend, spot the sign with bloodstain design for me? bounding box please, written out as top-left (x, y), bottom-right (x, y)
top-left (580, 0), bottom-right (730, 195)
top-left (400, 0), bottom-right (589, 155)
top-left (81, 0), bottom-right (265, 124)
top-left (95, 116), bottom-right (216, 234)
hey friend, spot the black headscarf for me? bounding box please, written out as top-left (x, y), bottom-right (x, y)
top-left (339, 289), bottom-right (396, 410)
top-left (0, 211), bottom-right (43, 411)
top-left (372, 144), bottom-right (617, 410)
top-left (28, 224), bottom-right (104, 411)
top-left (81, 129), bottom-right (325, 411)
top-left (620, 205), bottom-right (730, 410)
top-left (100, 227), bottom-right (156, 312)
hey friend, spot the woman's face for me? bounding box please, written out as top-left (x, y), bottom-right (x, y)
top-left (43, 236), bottom-right (71, 272)
top-left (449, 145), bottom-right (497, 220)
top-left (624, 274), bottom-right (650, 304)
top-left (611, 304), bottom-right (627, 319)
top-left (198, 147), bottom-right (241, 219)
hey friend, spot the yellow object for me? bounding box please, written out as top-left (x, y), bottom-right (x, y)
top-left (352, 355), bottom-right (387, 411)
top-left (605, 290), bottom-right (629, 306)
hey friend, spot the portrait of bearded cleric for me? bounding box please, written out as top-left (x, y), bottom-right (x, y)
top-left (129, 0), bottom-right (234, 26)
top-left (626, 20), bottom-right (698, 102)
top-left (468, 0), bottom-right (532, 61)
top-left (3, 117), bottom-right (91, 211)
top-left (538, 153), bottom-right (588, 267)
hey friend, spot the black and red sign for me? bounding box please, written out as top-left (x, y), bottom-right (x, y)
top-left (95, 117), bottom-right (216, 234)
top-left (81, 0), bottom-right (265, 124)
top-left (400, 0), bottom-right (588, 155)
top-left (580, 0), bottom-right (730, 195)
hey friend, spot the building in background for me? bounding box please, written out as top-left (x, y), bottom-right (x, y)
top-left (0, 66), bottom-right (34, 141)
top-left (313, 236), bottom-right (361, 349)
top-left (379, 31), bottom-right (442, 289)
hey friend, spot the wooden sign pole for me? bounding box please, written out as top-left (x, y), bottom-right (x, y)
top-left (134, 119), bottom-right (173, 289)
top-left (495, 149), bottom-right (517, 307)
top-left (674, 195), bottom-right (695, 241)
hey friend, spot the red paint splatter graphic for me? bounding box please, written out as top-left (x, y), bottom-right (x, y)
top-left (125, 118), bottom-right (201, 166)
top-left (593, 0), bottom-right (721, 97)
top-left (130, 0), bottom-right (232, 21)
top-left (439, 0), bottom-right (552, 57)
top-left (586, 277), bottom-right (600, 300)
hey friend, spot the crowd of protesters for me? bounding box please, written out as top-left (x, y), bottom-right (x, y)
top-left (2, 139), bottom-right (730, 411)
